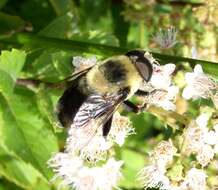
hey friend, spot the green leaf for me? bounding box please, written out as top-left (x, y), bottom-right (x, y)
top-left (0, 178), bottom-right (23, 190)
top-left (110, 0), bottom-right (130, 46)
top-left (0, 145), bottom-right (51, 190)
top-left (0, 0), bottom-right (7, 9)
top-left (0, 69), bottom-right (14, 95)
top-left (0, 49), bottom-right (59, 179)
top-left (1, 33), bottom-right (218, 78)
top-left (48, 0), bottom-right (75, 16)
top-left (26, 49), bottom-right (73, 81)
top-left (119, 149), bottom-right (145, 189)
top-left (0, 91), bottom-right (59, 179)
top-left (0, 49), bottom-right (26, 80)
top-left (0, 12), bottom-right (25, 34)
top-left (36, 85), bottom-right (59, 131)
top-left (39, 12), bottom-right (76, 38)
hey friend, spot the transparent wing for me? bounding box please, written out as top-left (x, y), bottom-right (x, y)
top-left (73, 93), bottom-right (126, 128)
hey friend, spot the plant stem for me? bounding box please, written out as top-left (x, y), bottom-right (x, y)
top-left (139, 20), bottom-right (145, 48)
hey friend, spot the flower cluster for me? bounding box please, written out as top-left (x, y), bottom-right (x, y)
top-left (141, 55), bottom-right (179, 111)
top-left (72, 56), bottom-right (97, 73)
top-left (182, 64), bottom-right (217, 106)
top-left (50, 54), bottom-right (218, 190)
top-left (49, 110), bottom-right (134, 189)
top-left (49, 56), bottom-right (137, 190)
top-left (139, 110), bottom-right (218, 190)
top-left (153, 27), bottom-right (178, 49)
top-left (182, 113), bottom-right (218, 167)
top-left (138, 140), bottom-right (177, 190)
top-left (49, 154), bottom-right (123, 190)
top-left (138, 139), bottom-right (210, 190)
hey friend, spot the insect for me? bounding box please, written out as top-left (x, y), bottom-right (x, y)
top-left (57, 50), bottom-right (153, 138)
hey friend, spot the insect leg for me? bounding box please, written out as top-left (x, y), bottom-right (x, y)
top-left (123, 100), bottom-right (141, 113)
top-left (102, 115), bottom-right (113, 138)
top-left (135, 90), bottom-right (149, 96)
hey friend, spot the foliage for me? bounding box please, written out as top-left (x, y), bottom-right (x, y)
top-left (0, 0), bottom-right (217, 190)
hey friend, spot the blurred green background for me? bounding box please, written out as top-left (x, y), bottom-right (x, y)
top-left (0, 0), bottom-right (217, 190)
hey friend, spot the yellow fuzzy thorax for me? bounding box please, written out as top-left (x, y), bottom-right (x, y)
top-left (86, 55), bottom-right (142, 99)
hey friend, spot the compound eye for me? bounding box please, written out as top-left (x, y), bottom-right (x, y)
top-left (126, 50), bottom-right (153, 82)
top-left (135, 58), bottom-right (153, 82)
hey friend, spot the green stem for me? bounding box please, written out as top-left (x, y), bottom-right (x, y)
top-left (48, 0), bottom-right (62, 16)
top-left (139, 20), bottom-right (145, 48)
top-left (0, 33), bottom-right (218, 77)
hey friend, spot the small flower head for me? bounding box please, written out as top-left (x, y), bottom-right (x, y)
top-left (153, 26), bottom-right (177, 49)
top-left (182, 64), bottom-right (217, 100)
top-left (79, 135), bottom-right (112, 163)
top-left (182, 122), bottom-right (205, 155)
top-left (151, 140), bottom-right (177, 170)
top-left (138, 165), bottom-right (171, 190)
top-left (150, 63), bottom-right (176, 89)
top-left (66, 120), bottom-right (99, 152)
top-left (109, 112), bottom-right (135, 146)
top-left (66, 122), bottom-right (112, 163)
top-left (196, 144), bottom-right (214, 167)
top-left (183, 168), bottom-right (207, 190)
top-left (145, 86), bottom-right (179, 111)
top-left (96, 158), bottom-right (123, 190)
top-left (72, 56), bottom-right (97, 73)
top-left (48, 152), bottom-right (84, 186)
top-left (73, 167), bottom-right (98, 190)
top-left (141, 63), bottom-right (178, 111)
top-left (196, 113), bottom-right (210, 128)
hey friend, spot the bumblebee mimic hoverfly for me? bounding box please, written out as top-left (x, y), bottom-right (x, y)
top-left (57, 50), bottom-right (153, 138)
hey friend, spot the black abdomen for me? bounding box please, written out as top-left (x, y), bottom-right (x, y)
top-left (57, 84), bottom-right (87, 128)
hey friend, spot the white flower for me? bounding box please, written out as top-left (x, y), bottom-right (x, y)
top-left (79, 135), bottom-right (112, 163)
top-left (203, 130), bottom-right (217, 145)
top-left (73, 167), bottom-right (98, 190)
top-left (183, 168), bottom-right (207, 190)
top-left (150, 63), bottom-right (176, 89)
top-left (66, 120), bottom-right (99, 152)
top-left (49, 153), bottom-right (123, 190)
top-left (196, 113), bottom-right (210, 128)
top-left (95, 158), bottom-right (123, 190)
top-left (145, 86), bottom-right (179, 111)
top-left (182, 64), bottom-right (216, 100)
top-left (66, 122), bottom-right (112, 163)
top-left (138, 165), bottom-right (171, 190)
top-left (151, 140), bottom-right (177, 171)
top-left (153, 26), bottom-right (177, 49)
top-left (108, 112), bottom-right (135, 146)
top-left (72, 56), bottom-right (97, 72)
top-left (182, 122), bottom-right (205, 155)
top-left (48, 152), bottom-right (84, 186)
top-left (196, 144), bottom-right (214, 167)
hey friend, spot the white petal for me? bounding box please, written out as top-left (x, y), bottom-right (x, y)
top-left (203, 130), bottom-right (217, 145)
top-left (185, 73), bottom-right (195, 83)
top-left (194, 64), bottom-right (203, 74)
top-left (196, 114), bottom-right (209, 128)
top-left (167, 86), bottom-right (179, 99)
top-left (163, 64), bottom-right (176, 75)
top-left (182, 87), bottom-right (194, 99)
